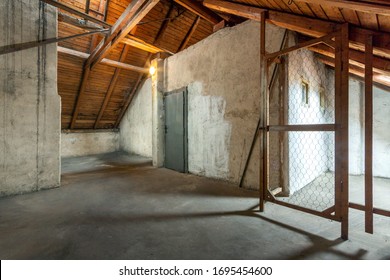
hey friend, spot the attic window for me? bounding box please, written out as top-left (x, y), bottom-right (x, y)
top-left (301, 79), bottom-right (309, 106)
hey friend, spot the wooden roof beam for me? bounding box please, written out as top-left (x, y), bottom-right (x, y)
top-left (318, 55), bottom-right (390, 88)
top-left (58, 47), bottom-right (149, 73)
top-left (86, 0), bottom-right (160, 70)
top-left (203, 0), bottom-right (390, 57)
top-left (294, 0), bottom-right (390, 16)
top-left (173, 0), bottom-right (223, 25)
top-left (308, 43), bottom-right (390, 76)
top-left (204, 0), bottom-right (337, 37)
top-left (58, 13), bottom-right (168, 54)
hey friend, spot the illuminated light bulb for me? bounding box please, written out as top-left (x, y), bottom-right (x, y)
top-left (149, 66), bottom-right (156, 75)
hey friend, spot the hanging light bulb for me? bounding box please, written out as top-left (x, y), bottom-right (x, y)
top-left (149, 66), bottom-right (156, 75)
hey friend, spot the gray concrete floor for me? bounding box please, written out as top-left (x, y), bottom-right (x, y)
top-left (0, 152), bottom-right (389, 260)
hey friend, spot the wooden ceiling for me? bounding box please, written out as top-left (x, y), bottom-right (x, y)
top-left (51, 0), bottom-right (390, 130)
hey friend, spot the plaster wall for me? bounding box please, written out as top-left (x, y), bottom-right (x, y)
top-left (0, 1), bottom-right (60, 197)
top-left (61, 132), bottom-right (119, 157)
top-left (119, 79), bottom-right (152, 157)
top-left (163, 21), bottom-right (285, 188)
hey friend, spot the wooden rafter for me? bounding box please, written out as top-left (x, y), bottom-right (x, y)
top-left (58, 47), bottom-right (149, 72)
top-left (203, 0), bottom-right (390, 49)
top-left (203, 0), bottom-right (265, 21)
top-left (58, 12), bottom-right (168, 54)
top-left (178, 16), bottom-right (201, 52)
top-left (70, 0), bottom-right (159, 129)
top-left (318, 55), bottom-right (390, 88)
top-left (308, 43), bottom-right (390, 76)
top-left (174, 0), bottom-right (223, 25)
top-left (94, 44), bottom-right (131, 129)
top-left (86, 0), bottom-right (160, 70)
top-left (294, 0), bottom-right (390, 16)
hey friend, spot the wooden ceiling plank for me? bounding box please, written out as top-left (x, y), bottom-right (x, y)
top-left (70, 66), bottom-right (91, 129)
top-left (86, 0), bottom-right (159, 70)
top-left (89, 0), bottom-right (107, 53)
top-left (40, 0), bottom-right (111, 27)
top-left (294, 0), bottom-right (390, 16)
top-left (173, 0), bottom-right (223, 24)
top-left (178, 16), bottom-right (201, 52)
top-left (94, 44), bottom-right (131, 129)
top-left (154, 2), bottom-right (176, 45)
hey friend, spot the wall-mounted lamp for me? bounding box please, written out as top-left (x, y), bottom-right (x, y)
top-left (149, 66), bottom-right (156, 76)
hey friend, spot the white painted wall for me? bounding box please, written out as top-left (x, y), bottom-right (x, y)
top-left (119, 78), bottom-right (152, 157)
top-left (61, 132), bottom-right (119, 157)
top-left (163, 21), bottom-right (285, 187)
top-left (0, 1), bottom-right (60, 197)
top-left (373, 86), bottom-right (390, 178)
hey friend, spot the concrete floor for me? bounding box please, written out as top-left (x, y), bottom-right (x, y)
top-left (0, 152), bottom-right (389, 260)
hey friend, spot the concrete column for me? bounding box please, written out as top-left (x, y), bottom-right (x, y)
top-left (151, 58), bottom-right (165, 167)
top-left (0, 0), bottom-right (61, 197)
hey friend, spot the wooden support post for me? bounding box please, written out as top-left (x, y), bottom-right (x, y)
top-left (85, 0), bottom-right (91, 13)
top-left (335, 23), bottom-right (350, 240)
top-left (365, 34), bottom-right (374, 234)
top-left (259, 11), bottom-right (267, 212)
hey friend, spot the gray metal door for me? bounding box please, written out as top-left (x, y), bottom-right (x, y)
top-left (164, 88), bottom-right (188, 173)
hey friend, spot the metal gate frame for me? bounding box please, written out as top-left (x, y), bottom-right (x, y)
top-left (259, 12), bottom-right (350, 239)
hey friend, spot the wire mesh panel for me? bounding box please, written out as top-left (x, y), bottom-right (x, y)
top-left (269, 131), bottom-right (335, 212)
top-left (267, 46), bottom-right (338, 217)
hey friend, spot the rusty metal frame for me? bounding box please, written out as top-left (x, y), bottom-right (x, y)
top-left (260, 18), bottom-right (351, 239)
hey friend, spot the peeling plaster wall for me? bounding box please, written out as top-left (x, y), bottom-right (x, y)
top-left (119, 78), bottom-right (152, 157)
top-left (163, 21), bottom-right (285, 188)
top-left (61, 132), bottom-right (119, 157)
top-left (0, 1), bottom-right (60, 197)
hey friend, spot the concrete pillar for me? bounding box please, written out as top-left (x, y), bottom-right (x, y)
top-left (151, 58), bottom-right (165, 167)
top-left (0, 0), bottom-right (61, 197)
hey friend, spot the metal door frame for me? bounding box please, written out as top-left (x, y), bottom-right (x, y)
top-left (163, 87), bottom-right (189, 173)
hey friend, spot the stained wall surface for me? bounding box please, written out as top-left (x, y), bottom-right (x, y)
top-left (61, 132), bottom-right (119, 157)
top-left (163, 21), bottom-right (285, 188)
top-left (0, 1), bottom-right (60, 197)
